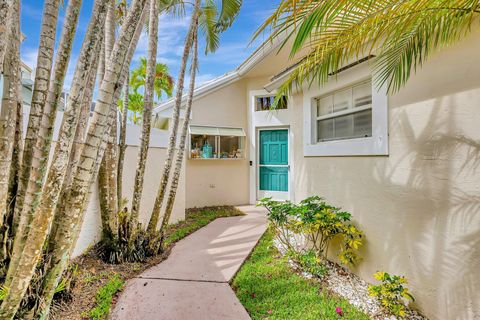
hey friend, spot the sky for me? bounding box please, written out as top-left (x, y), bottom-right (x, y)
top-left (20, 0), bottom-right (281, 101)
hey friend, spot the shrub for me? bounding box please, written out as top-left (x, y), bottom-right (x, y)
top-left (83, 274), bottom-right (125, 320)
top-left (368, 271), bottom-right (415, 318)
top-left (287, 249), bottom-right (328, 278)
top-left (258, 196), bottom-right (364, 267)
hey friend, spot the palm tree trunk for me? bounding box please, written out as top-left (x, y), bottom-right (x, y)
top-left (98, 112), bottom-right (119, 241)
top-left (35, 3), bottom-right (148, 316)
top-left (98, 0), bottom-right (119, 241)
top-left (0, 0), bottom-right (20, 250)
top-left (3, 96), bottom-right (23, 263)
top-left (117, 75), bottom-right (129, 211)
top-left (130, 0), bottom-right (159, 223)
top-left (160, 25), bottom-right (198, 240)
top-left (147, 0), bottom-right (201, 234)
top-left (13, 0), bottom-right (61, 234)
top-left (5, 0), bottom-right (83, 286)
top-left (46, 40), bottom-right (101, 255)
top-left (0, 0), bottom-right (13, 75)
top-left (38, 48), bottom-right (101, 319)
top-left (0, 1), bottom-right (109, 317)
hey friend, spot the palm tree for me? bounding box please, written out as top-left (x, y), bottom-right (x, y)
top-left (160, 20), bottom-right (199, 238)
top-left (118, 75), bottom-right (129, 210)
top-left (0, 0), bottom-right (112, 316)
top-left (36, 3), bottom-right (149, 316)
top-left (98, 0), bottom-right (120, 245)
top-left (4, 0), bottom-right (83, 285)
top-left (13, 0), bottom-right (61, 236)
top-left (130, 0), bottom-right (161, 224)
top-left (0, 0), bottom-right (14, 75)
top-left (117, 61), bottom-right (173, 125)
top-left (130, 57), bottom-right (174, 100)
top-left (0, 0), bottom-right (20, 241)
top-left (254, 0), bottom-right (480, 98)
top-left (147, 0), bottom-right (242, 238)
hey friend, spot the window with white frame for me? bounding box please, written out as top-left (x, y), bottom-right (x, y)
top-left (315, 80), bottom-right (372, 142)
top-left (303, 68), bottom-right (388, 156)
top-left (255, 95), bottom-right (287, 111)
top-left (189, 125), bottom-right (246, 160)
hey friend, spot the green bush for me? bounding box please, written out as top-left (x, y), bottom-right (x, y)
top-left (258, 196), bottom-right (364, 266)
top-left (83, 274), bottom-right (125, 320)
top-left (287, 249), bottom-right (328, 278)
top-left (368, 271), bottom-right (415, 318)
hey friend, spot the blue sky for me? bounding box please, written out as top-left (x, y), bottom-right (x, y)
top-left (20, 0), bottom-right (280, 101)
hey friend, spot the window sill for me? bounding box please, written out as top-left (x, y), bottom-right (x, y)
top-left (304, 135), bottom-right (388, 157)
top-left (189, 158), bottom-right (245, 161)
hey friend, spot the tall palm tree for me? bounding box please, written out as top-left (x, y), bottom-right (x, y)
top-left (4, 0), bottom-right (83, 285)
top-left (130, 57), bottom-right (174, 100)
top-left (36, 3), bottom-right (149, 316)
top-left (98, 0), bottom-right (120, 245)
top-left (130, 0), bottom-right (161, 224)
top-left (147, 0), bottom-right (242, 237)
top-left (160, 20), bottom-right (199, 238)
top-left (254, 0), bottom-right (480, 97)
top-left (118, 75), bottom-right (129, 210)
top-left (0, 0), bottom-right (112, 316)
top-left (0, 0), bottom-right (20, 245)
top-left (13, 0), bottom-right (61, 236)
top-left (0, 0), bottom-right (14, 74)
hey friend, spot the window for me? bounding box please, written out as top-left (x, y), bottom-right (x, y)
top-left (189, 125), bottom-right (246, 160)
top-left (303, 67), bottom-right (388, 156)
top-left (255, 95), bottom-right (287, 111)
top-left (315, 81), bottom-right (372, 142)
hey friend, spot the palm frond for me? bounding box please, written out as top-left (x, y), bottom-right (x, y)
top-left (215, 0), bottom-right (242, 32)
top-left (199, 0), bottom-right (220, 53)
top-left (258, 0), bottom-right (480, 101)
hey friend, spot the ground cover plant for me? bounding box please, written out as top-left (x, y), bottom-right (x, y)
top-left (82, 274), bottom-right (125, 320)
top-left (50, 206), bottom-right (243, 320)
top-left (232, 229), bottom-right (370, 320)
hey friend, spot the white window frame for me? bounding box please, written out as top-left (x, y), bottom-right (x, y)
top-left (303, 64), bottom-right (388, 156)
top-left (254, 94), bottom-right (288, 112)
top-left (188, 125), bottom-right (246, 160)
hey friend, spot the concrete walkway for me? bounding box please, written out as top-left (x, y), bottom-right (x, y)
top-left (111, 206), bottom-right (267, 320)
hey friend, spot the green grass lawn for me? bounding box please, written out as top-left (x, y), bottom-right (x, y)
top-left (164, 206), bottom-right (244, 246)
top-left (231, 229), bottom-right (371, 320)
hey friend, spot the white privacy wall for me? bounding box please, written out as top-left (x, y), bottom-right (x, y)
top-left (20, 110), bottom-right (186, 258)
top-left (73, 124), bottom-right (186, 257)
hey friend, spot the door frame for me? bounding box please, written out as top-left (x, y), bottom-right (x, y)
top-left (254, 126), bottom-right (294, 202)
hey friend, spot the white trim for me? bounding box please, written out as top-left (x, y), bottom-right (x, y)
top-left (248, 88), bottom-right (295, 204)
top-left (256, 127), bottom-right (291, 202)
top-left (154, 34), bottom-right (287, 115)
top-left (303, 63), bottom-right (389, 156)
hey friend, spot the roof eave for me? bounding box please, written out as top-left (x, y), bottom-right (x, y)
top-left (154, 33), bottom-right (287, 113)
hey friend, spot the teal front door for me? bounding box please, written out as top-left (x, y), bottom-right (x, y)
top-left (258, 129), bottom-right (289, 199)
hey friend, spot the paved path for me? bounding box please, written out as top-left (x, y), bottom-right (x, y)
top-left (111, 206), bottom-right (267, 320)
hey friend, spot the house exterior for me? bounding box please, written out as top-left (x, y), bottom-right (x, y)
top-left (154, 30), bottom-right (480, 320)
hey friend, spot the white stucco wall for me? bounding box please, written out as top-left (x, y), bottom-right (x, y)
top-left (288, 31), bottom-right (480, 320)
top-left (185, 79), bottom-right (250, 208)
top-left (72, 143), bottom-right (186, 257)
